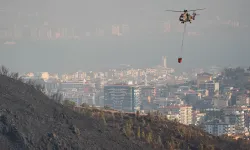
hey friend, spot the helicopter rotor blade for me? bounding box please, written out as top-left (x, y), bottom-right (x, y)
top-left (165, 10), bottom-right (184, 12)
top-left (188, 8), bottom-right (206, 12)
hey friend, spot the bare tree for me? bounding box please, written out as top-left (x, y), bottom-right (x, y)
top-left (0, 66), bottom-right (9, 76)
top-left (9, 72), bottom-right (19, 80)
top-left (27, 79), bottom-right (35, 86)
top-left (51, 92), bottom-right (63, 104)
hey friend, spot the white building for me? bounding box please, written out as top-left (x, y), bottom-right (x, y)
top-left (204, 119), bottom-right (235, 136)
top-left (192, 111), bottom-right (206, 125)
top-left (213, 96), bottom-right (229, 108)
top-left (224, 111), bottom-right (245, 132)
top-left (166, 113), bottom-right (180, 121)
top-left (159, 105), bottom-right (192, 125)
top-left (60, 87), bottom-right (96, 106)
top-left (177, 86), bottom-right (190, 92)
top-left (61, 90), bottom-right (85, 106)
top-left (236, 95), bottom-right (250, 106)
top-left (60, 81), bottom-right (85, 90)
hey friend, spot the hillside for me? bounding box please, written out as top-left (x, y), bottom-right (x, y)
top-left (0, 67), bottom-right (150, 150)
top-left (0, 66), bottom-right (249, 150)
top-left (74, 107), bottom-right (250, 150)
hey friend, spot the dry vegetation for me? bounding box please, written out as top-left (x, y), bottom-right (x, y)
top-left (1, 65), bottom-right (250, 150)
top-left (74, 105), bottom-right (250, 150)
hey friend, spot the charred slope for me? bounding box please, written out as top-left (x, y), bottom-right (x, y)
top-left (80, 108), bottom-right (250, 150)
top-left (0, 74), bottom-right (151, 150)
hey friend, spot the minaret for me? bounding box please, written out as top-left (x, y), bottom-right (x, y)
top-left (162, 56), bottom-right (167, 68)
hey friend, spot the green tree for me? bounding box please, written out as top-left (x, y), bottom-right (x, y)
top-left (198, 144), bottom-right (204, 150)
top-left (128, 118), bottom-right (133, 127)
top-left (146, 131), bottom-right (153, 143)
top-left (124, 120), bottom-right (132, 137)
top-left (137, 126), bottom-right (141, 139)
top-left (85, 109), bottom-right (92, 117)
top-left (186, 129), bottom-right (192, 140)
top-left (100, 111), bottom-right (107, 126)
top-left (155, 110), bottom-right (160, 116)
top-left (81, 103), bottom-right (89, 108)
top-left (173, 118), bottom-right (178, 123)
top-left (104, 105), bottom-right (111, 110)
top-left (209, 145), bottom-right (215, 150)
top-left (164, 115), bottom-right (168, 121)
top-left (63, 100), bottom-right (76, 108)
top-left (136, 110), bottom-right (140, 119)
top-left (157, 135), bottom-right (163, 147)
top-left (141, 130), bottom-right (145, 139)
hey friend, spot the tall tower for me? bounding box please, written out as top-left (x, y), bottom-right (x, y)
top-left (112, 25), bottom-right (120, 36)
top-left (121, 24), bottom-right (130, 35)
top-left (162, 56), bottom-right (167, 68)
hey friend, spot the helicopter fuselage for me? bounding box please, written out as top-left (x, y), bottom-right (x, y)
top-left (179, 12), bottom-right (196, 23)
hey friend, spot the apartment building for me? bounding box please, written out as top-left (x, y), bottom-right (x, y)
top-left (204, 119), bottom-right (235, 136)
top-left (159, 105), bottom-right (192, 125)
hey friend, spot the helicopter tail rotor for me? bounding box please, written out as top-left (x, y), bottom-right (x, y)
top-left (193, 11), bottom-right (200, 15)
top-left (192, 12), bottom-right (199, 20)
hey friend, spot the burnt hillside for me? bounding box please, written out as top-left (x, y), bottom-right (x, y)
top-left (75, 106), bottom-right (250, 150)
top-left (0, 68), bottom-right (151, 150)
top-left (0, 66), bottom-right (249, 150)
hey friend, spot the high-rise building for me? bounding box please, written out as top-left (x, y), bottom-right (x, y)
top-left (22, 26), bottom-right (31, 38)
top-left (104, 85), bottom-right (141, 112)
top-left (38, 27), bottom-right (48, 39)
top-left (196, 72), bottom-right (213, 88)
top-left (30, 28), bottom-right (38, 39)
top-left (71, 28), bottom-right (75, 37)
top-left (155, 85), bottom-right (169, 98)
top-left (57, 28), bottom-right (67, 38)
top-left (63, 28), bottom-right (68, 38)
top-left (204, 119), bottom-right (235, 136)
top-left (140, 86), bottom-right (156, 102)
top-left (47, 28), bottom-right (52, 39)
top-left (112, 25), bottom-right (121, 36)
top-left (162, 56), bottom-right (167, 68)
top-left (159, 105), bottom-right (192, 125)
top-left (121, 24), bottom-right (130, 35)
top-left (13, 24), bottom-right (21, 39)
top-left (95, 28), bottom-right (104, 36)
top-left (224, 111), bottom-right (245, 131)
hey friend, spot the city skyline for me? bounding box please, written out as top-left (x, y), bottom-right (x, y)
top-left (0, 15), bottom-right (247, 40)
top-left (0, 0), bottom-right (249, 73)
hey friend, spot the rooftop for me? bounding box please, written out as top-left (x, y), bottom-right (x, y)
top-left (197, 72), bottom-right (212, 77)
top-left (205, 119), bottom-right (228, 125)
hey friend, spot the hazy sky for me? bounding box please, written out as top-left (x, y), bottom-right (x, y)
top-left (0, 0), bottom-right (250, 73)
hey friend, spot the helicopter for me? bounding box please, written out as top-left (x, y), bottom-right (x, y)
top-left (165, 8), bottom-right (205, 24)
